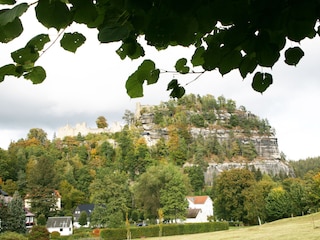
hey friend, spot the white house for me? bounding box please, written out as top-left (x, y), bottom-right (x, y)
top-left (185, 196), bottom-right (213, 223)
top-left (24, 190), bottom-right (61, 211)
top-left (46, 217), bottom-right (73, 236)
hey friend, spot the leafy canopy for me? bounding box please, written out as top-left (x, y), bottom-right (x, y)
top-left (0, 0), bottom-right (319, 97)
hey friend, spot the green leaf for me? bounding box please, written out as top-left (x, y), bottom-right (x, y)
top-left (284, 47), bottom-right (304, 66)
top-left (35, 0), bottom-right (72, 30)
top-left (0, 0), bottom-right (16, 4)
top-left (191, 47), bottom-right (205, 67)
top-left (126, 60), bottom-right (160, 98)
top-left (0, 64), bottom-right (21, 82)
top-left (202, 42), bottom-right (221, 71)
top-left (24, 66), bottom-right (46, 84)
top-left (239, 55), bottom-right (257, 78)
top-left (60, 32), bottom-right (86, 53)
top-left (251, 72), bottom-right (273, 93)
top-left (256, 43), bottom-right (280, 67)
top-left (98, 22), bottom-right (132, 43)
top-left (11, 47), bottom-right (39, 65)
top-left (69, 0), bottom-right (98, 25)
top-left (0, 3), bottom-right (28, 26)
top-left (26, 34), bottom-right (50, 51)
top-left (175, 58), bottom-right (190, 74)
top-left (167, 79), bottom-right (185, 98)
top-left (116, 39), bottom-right (145, 60)
top-left (218, 48), bottom-right (242, 75)
top-left (0, 16), bottom-right (23, 43)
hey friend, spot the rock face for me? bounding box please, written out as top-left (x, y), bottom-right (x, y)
top-left (204, 160), bottom-right (294, 185)
top-left (136, 102), bottom-right (294, 180)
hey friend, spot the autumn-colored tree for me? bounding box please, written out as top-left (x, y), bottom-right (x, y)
top-left (167, 125), bottom-right (188, 166)
top-left (96, 116), bottom-right (108, 129)
top-left (27, 128), bottom-right (48, 145)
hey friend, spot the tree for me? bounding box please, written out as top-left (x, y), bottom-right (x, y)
top-left (78, 211), bottom-right (88, 227)
top-left (89, 170), bottom-right (130, 228)
top-left (96, 116), bottom-right (108, 129)
top-left (6, 191), bottom-right (26, 234)
top-left (0, 191), bottom-right (26, 234)
top-left (184, 166), bottom-right (205, 194)
top-left (243, 183), bottom-right (266, 225)
top-left (122, 110), bottom-right (135, 126)
top-left (26, 154), bottom-right (57, 217)
top-left (214, 168), bottom-right (256, 223)
top-left (27, 128), bottom-right (48, 145)
top-left (134, 164), bottom-right (190, 220)
top-left (1, 1), bottom-right (317, 98)
top-left (0, 197), bottom-right (9, 233)
top-left (28, 225), bottom-right (50, 240)
top-left (159, 169), bottom-right (189, 222)
top-left (265, 186), bottom-right (291, 222)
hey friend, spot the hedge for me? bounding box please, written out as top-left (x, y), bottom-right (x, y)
top-left (100, 221), bottom-right (228, 240)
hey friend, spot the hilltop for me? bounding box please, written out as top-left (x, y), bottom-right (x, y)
top-left (133, 94), bottom-right (293, 182)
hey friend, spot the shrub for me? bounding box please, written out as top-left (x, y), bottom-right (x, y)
top-left (50, 231), bottom-right (60, 239)
top-left (100, 222), bottom-right (229, 239)
top-left (28, 225), bottom-right (50, 240)
top-left (0, 231), bottom-right (27, 240)
top-left (92, 228), bottom-right (100, 237)
top-left (37, 214), bottom-right (47, 226)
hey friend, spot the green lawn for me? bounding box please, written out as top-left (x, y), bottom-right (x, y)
top-left (138, 213), bottom-right (320, 240)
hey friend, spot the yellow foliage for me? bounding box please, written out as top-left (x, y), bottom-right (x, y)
top-left (90, 148), bottom-right (97, 156)
top-left (312, 172), bottom-right (320, 183)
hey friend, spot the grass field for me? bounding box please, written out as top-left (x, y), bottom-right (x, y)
top-left (138, 212), bottom-right (320, 240)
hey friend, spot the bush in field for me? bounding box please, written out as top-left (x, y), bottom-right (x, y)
top-left (28, 225), bottom-right (50, 240)
top-left (50, 231), bottom-right (60, 239)
top-left (92, 228), bottom-right (100, 237)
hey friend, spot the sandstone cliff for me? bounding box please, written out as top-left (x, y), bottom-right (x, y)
top-left (135, 100), bottom-right (294, 179)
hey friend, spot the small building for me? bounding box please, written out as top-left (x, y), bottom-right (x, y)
top-left (73, 204), bottom-right (94, 228)
top-left (185, 196), bottom-right (213, 223)
top-left (46, 216), bottom-right (73, 236)
top-left (24, 190), bottom-right (61, 211)
top-left (25, 209), bottom-right (35, 229)
top-left (0, 189), bottom-right (12, 203)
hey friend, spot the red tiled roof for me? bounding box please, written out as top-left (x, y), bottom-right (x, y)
top-left (187, 196), bottom-right (208, 204)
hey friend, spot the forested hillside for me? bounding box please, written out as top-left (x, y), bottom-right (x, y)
top-left (1, 94), bottom-right (319, 228)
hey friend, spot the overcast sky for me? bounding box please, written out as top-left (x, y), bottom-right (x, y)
top-left (1, 7), bottom-right (320, 161)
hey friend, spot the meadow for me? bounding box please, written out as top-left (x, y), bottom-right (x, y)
top-left (139, 212), bottom-right (320, 240)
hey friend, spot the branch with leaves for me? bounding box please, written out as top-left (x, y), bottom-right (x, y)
top-left (0, 0), bottom-right (318, 98)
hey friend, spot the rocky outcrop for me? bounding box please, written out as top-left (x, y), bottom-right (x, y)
top-left (203, 160), bottom-right (294, 185)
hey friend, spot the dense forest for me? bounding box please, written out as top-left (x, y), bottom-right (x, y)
top-left (1, 94), bottom-right (320, 229)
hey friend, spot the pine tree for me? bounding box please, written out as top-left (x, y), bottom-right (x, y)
top-left (78, 211), bottom-right (88, 227)
top-left (7, 191), bottom-right (26, 234)
top-left (0, 197), bottom-right (9, 233)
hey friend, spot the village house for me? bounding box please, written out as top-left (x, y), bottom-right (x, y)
top-left (73, 203), bottom-right (95, 228)
top-left (24, 190), bottom-right (61, 211)
top-left (185, 196), bottom-right (214, 223)
top-left (46, 216), bottom-right (73, 236)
